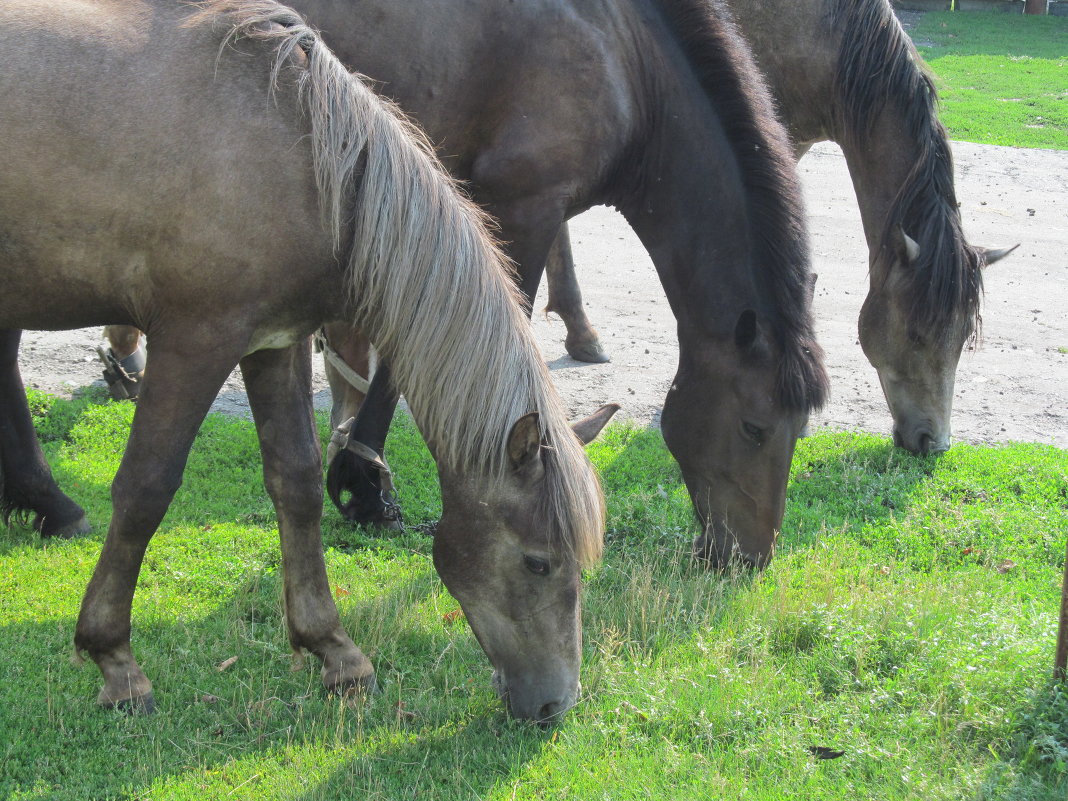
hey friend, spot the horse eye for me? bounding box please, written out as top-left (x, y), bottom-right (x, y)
top-left (523, 555), bottom-right (551, 576)
top-left (742, 422), bottom-right (764, 444)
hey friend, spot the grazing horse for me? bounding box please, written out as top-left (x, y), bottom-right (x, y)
top-left (101, 0), bottom-right (829, 566)
top-left (546, 0), bottom-right (1015, 453)
top-left (312, 0), bottom-right (828, 567)
top-left (0, 0), bottom-right (613, 723)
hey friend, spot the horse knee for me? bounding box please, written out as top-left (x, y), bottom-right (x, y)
top-left (110, 472), bottom-right (182, 533)
top-left (263, 462), bottom-right (322, 523)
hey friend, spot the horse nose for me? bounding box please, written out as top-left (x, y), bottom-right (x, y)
top-left (534, 698), bottom-right (574, 727)
top-left (894, 426), bottom-right (950, 455)
top-left (917, 432), bottom-right (950, 455)
top-left (499, 674), bottom-right (577, 724)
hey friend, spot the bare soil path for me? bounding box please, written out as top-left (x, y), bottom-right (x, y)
top-left (18, 140), bottom-right (1067, 449)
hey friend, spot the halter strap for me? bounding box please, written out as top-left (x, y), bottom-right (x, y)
top-left (328, 417), bottom-right (395, 496)
top-left (314, 328), bottom-right (371, 394)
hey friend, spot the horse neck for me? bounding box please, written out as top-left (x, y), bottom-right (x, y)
top-left (821, 0), bottom-right (963, 278)
top-left (836, 105), bottom-right (951, 272)
top-left (612, 66), bottom-right (759, 329)
top-left (610, 5), bottom-right (798, 334)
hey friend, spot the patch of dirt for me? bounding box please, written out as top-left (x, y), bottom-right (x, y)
top-left (17, 141), bottom-right (1068, 450)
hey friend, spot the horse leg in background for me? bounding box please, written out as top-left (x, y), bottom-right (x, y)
top-left (241, 341), bottom-right (375, 693)
top-left (326, 361), bottom-right (402, 529)
top-left (74, 330), bottom-right (243, 710)
top-left (0, 328), bottom-right (90, 537)
top-left (320, 320), bottom-right (372, 441)
top-left (544, 224), bottom-right (610, 363)
top-left (100, 325), bottom-right (146, 401)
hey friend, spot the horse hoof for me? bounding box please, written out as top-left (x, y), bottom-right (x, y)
top-left (565, 337), bottom-right (611, 364)
top-left (106, 692), bottom-right (156, 715)
top-left (33, 512), bottom-right (91, 539)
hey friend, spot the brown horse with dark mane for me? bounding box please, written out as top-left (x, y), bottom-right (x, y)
top-left (99, 0), bottom-right (830, 566)
top-left (314, 0), bottom-right (828, 566)
top-left (0, 0), bottom-right (614, 723)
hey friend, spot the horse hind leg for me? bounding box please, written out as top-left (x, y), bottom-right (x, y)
top-left (0, 328), bottom-right (90, 538)
top-left (73, 330), bottom-right (242, 710)
top-left (544, 224), bottom-right (610, 363)
top-left (241, 341), bottom-right (375, 695)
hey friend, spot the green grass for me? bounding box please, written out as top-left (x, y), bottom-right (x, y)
top-left (1, 394), bottom-right (1066, 799)
top-left (912, 12), bottom-right (1068, 149)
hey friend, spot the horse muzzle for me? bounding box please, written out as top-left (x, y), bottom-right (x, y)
top-left (692, 517), bottom-right (773, 570)
top-left (492, 668), bottom-right (578, 726)
top-left (893, 424), bottom-right (950, 455)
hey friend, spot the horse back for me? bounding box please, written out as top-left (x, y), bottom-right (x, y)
top-left (291, 0), bottom-right (640, 210)
top-left (0, 0), bottom-right (337, 334)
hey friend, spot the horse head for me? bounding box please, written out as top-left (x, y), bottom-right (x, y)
top-left (859, 228), bottom-right (1017, 455)
top-left (661, 310), bottom-right (820, 569)
top-left (433, 404), bottom-right (617, 725)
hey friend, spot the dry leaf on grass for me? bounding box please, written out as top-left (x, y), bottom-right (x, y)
top-left (217, 656), bottom-right (238, 672)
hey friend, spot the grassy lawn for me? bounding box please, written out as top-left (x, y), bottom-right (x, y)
top-left (912, 12), bottom-right (1068, 149)
top-left (1, 392), bottom-right (1066, 800)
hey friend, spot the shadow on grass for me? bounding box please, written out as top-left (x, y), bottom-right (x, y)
top-left (0, 553), bottom-right (537, 801)
top-left (1, 395), bottom-right (557, 799)
top-left (978, 680), bottom-right (1068, 799)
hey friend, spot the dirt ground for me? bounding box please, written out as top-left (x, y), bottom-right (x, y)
top-left (16, 139), bottom-right (1067, 450)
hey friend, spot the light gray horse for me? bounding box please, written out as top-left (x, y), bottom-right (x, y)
top-left (0, 0), bottom-right (613, 723)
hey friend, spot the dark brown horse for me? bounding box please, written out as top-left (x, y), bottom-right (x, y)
top-left (547, 0), bottom-right (1015, 453)
top-left (292, 0), bottom-right (829, 566)
top-left (0, 0), bottom-right (614, 723)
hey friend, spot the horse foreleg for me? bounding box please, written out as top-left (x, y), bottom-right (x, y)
top-left (544, 225), bottom-right (610, 363)
top-left (0, 328), bottom-right (90, 537)
top-left (241, 342), bottom-right (375, 694)
top-left (74, 332), bottom-right (240, 711)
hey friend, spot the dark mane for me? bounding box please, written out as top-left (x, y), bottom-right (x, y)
top-left (654, 0), bottom-right (829, 412)
top-left (831, 0), bottom-right (984, 339)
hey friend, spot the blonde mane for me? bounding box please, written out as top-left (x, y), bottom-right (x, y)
top-left (192, 1), bottom-right (604, 564)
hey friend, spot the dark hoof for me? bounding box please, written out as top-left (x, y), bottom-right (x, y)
top-left (33, 512), bottom-right (91, 539)
top-left (97, 344), bottom-right (146, 401)
top-left (565, 337), bottom-right (611, 364)
top-left (110, 693), bottom-right (156, 715)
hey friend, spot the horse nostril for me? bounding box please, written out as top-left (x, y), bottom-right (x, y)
top-left (537, 700), bottom-right (566, 726)
top-left (918, 432), bottom-right (934, 454)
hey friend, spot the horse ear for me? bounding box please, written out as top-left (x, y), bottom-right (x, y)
top-left (570, 403), bottom-right (620, 445)
top-left (804, 272), bottom-right (818, 306)
top-left (893, 227), bottom-right (921, 265)
top-left (979, 243), bottom-right (1019, 267)
top-left (507, 412), bottom-right (543, 474)
top-left (735, 310), bottom-right (772, 360)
